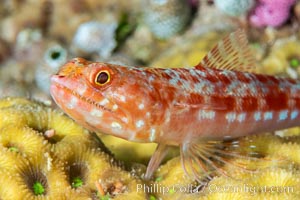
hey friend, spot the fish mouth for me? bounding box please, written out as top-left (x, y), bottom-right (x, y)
top-left (50, 75), bottom-right (130, 129)
top-left (50, 77), bottom-right (112, 113)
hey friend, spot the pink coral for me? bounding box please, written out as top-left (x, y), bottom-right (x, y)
top-left (259, 0), bottom-right (295, 7)
top-left (249, 0), bottom-right (296, 27)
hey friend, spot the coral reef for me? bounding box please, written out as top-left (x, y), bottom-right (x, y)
top-left (261, 38), bottom-right (300, 77)
top-left (143, 0), bottom-right (191, 39)
top-left (124, 24), bottom-right (167, 63)
top-left (150, 31), bottom-right (226, 68)
top-left (101, 135), bottom-right (157, 165)
top-left (1, 1), bottom-right (300, 199)
top-left (214, 0), bottom-right (255, 17)
top-left (0, 97), bottom-right (147, 199)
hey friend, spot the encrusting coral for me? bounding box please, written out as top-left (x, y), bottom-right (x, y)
top-left (100, 135), bottom-right (157, 165)
top-left (0, 97), bottom-right (147, 199)
top-left (260, 38), bottom-right (300, 78)
top-left (150, 31), bottom-right (226, 68)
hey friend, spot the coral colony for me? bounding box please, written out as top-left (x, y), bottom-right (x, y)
top-left (250, 0), bottom-right (297, 27)
top-left (0, 98), bottom-right (146, 199)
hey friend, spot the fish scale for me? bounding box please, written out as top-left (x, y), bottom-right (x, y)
top-left (50, 29), bottom-right (300, 182)
top-left (140, 67), bottom-right (300, 142)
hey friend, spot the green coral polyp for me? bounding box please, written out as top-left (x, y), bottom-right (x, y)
top-left (71, 177), bottom-right (84, 188)
top-left (99, 194), bottom-right (110, 200)
top-left (289, 58), bottom-right (300, 68)
top-left (8, 146), bottom-right (19, 152)
top-left (33, 181), bottom-right (45, 195)
top-left (149, 195), bottom-right (157, 200)
top-left (261, 39), bottom-right (300, 75)
top-left (68, 163), bottom-right (88, 189)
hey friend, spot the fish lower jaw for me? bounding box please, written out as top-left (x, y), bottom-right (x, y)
top-left (52, 82), bottom-right (112, 113)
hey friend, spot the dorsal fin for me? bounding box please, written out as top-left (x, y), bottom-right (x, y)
top-left (197, 29), bottom-right (257, 73)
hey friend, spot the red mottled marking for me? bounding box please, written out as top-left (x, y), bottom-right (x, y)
top-left (161, 72), bottom-right (172, 79)
top-left (241, 97), bottom-right (258, 111)
top-left (185, 93), bottom-right (205, 105)
top-left (190, 72), bottom-right (201, 83)
top-left (177, 81), bottom-right (183, 87)
top-left (223, 96), bottom-right (237, 111)
top-left (256, 75), bottom-right (270, 83)
top-left (218, 73), bottom-right (232, 84)
top-left (179, 70), bottom-right (188, 80)
top-left (205, 71), bottom-right (219, 83)
top-left (268, 76), bottom-right (280, 84)
top-left (295, 97), bottom-right (300, 108)
top-left (236, 73), bottom-right (252, 83)
top-left (195, 65), bottom-right (208, 74)
top-left (287, 79), bottom-right (297, 84)
top-left (264, 93), bottom-right (288, 111)
top-left (210, 96), bottom-right (236, 111)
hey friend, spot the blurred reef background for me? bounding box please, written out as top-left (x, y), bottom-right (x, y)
top-left (1, 0), bottom-right (300, 199)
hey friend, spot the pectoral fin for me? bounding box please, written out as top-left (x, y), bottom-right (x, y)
top-left (180, 138), bottom-right (267, 184)
top-left (144, 143), bottom-right (171, 180)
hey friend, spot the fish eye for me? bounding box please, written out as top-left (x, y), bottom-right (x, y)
top-left (95, 70), bottom-right (110, 85)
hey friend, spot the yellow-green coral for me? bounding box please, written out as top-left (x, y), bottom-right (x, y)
top-left (101, 135), bottom-right (157, 165)
top-left (0, 97), bottom-right (147, 199)
top-left (0, 125), bottom-right (49, 159)
top-left (100, 135), bottom-right (179, 167)
top-left (150, 31), bottom-right (226, 68)
top-left (261, 38), bottom-right (300, 76)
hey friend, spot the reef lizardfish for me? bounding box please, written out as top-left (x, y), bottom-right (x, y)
top-left (50, 30), bottom-right (300, 182)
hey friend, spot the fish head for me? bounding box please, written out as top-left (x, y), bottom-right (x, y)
top-left (50, 58), bottom-right (162, 142)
